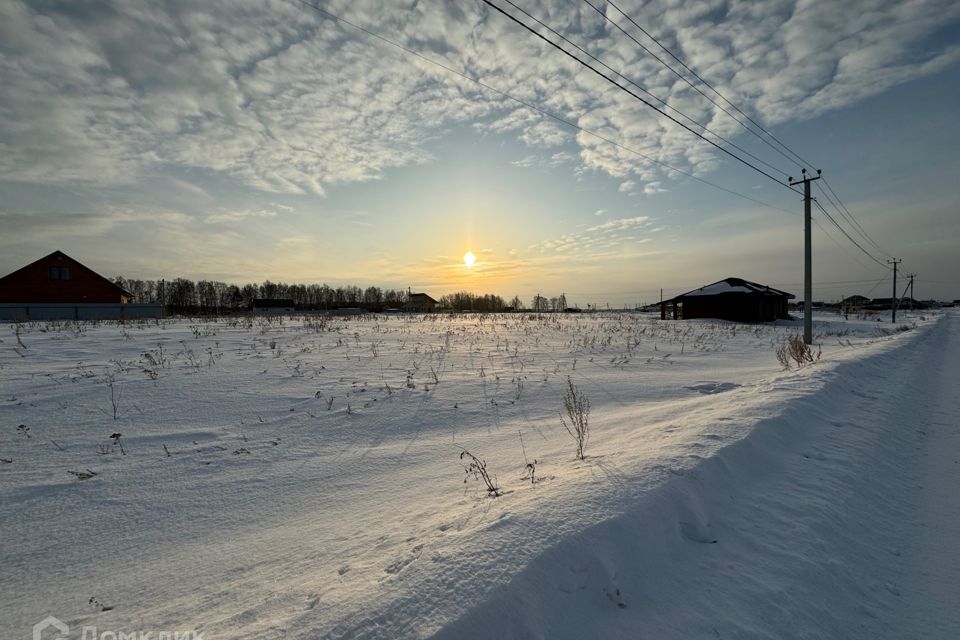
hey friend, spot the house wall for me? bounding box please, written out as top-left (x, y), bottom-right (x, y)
top-left (680, 294), bottom-right (789, 322)
top-left (404, 299), bottom-right (437, 312)
top-left (0, 304), bottom-right (162, 321)
top-left (0, 253), bottom-right (128, 304)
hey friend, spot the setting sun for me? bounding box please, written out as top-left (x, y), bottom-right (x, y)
top-left (463, 250), bottom-right (476, 268)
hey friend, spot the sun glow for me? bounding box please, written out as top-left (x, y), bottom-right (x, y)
top-left (463, 251), bottom-right (477, 268)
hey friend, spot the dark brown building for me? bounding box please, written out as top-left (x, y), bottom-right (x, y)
top-left (404, 292), bottom-right (437, 312)
top-left (661, 277), bottom-right (794, 322)
top-left (0, 250), bottom-right (131, 304)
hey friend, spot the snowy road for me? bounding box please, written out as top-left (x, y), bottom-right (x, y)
top-left (890, 311), bottom-right (960, 639)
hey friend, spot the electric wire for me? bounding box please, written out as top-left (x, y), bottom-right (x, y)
top-left (481, 0), bottom-right (798, 191)
top-left (298, 1), bottom-right (897, 280)
top-left (811, 214), bottom-right (875, 272)
top-left (295, 0), bottom-right (800, 216)
top-left (591, 0), bottom-right (897, 266)
top-left (820, 176), bottom-right (892, 258)
top-left (599, 0), bottom-right (815, 171)
top-left (863, 272), bottom-right (891, 299)
top-left (497, 0), bottom-right (791, 179)
top-left (813, 198), bottom-right (890, 269)
top-left (578, 0), bottom-right (811, 173)
top-left (815, 182), bottom-right (892, 261)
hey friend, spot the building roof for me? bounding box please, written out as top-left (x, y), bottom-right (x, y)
top-left (665, 277), bottom-right (794, 303)
top-left (0, 250), bottom-right (132, 297)
top-left (407, 292), bottom-right (437, 303)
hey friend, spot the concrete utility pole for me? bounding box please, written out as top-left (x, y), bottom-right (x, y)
top-left (789, 169), bottom-right (822, 345)
top-left (908, 274), bottom-right (915, 311)
top-left (887, 259), bottom-right (901, 322)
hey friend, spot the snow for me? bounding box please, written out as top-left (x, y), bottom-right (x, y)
top-left (682, 282), bottom-right (756, 296)
top-left (1, 310), bottom-right (956, 639)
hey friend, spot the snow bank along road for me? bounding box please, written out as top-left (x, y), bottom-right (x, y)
top-left (0, 311), bottom-right (956, 638)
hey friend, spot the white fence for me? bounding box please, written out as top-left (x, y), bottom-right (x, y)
top-left (0, 303), bottom-right (163, 321)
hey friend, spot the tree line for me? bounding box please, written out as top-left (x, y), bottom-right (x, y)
top-left (114, 277), bottom-right (411, 314)
top-left (113, 276), bottom-right (571, 315)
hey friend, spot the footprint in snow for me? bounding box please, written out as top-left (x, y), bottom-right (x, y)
top-left (384, 544), bottom-right (424, 575)
top-left (604, 586), bottom-right (628, 609)
top-left (686, 381), bottom-right (740, 394)
top-left (680, 520), bottom-right (718, 544)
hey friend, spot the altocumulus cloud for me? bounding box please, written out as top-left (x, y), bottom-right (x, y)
top-left (1, 0), bottom-right (958, 195)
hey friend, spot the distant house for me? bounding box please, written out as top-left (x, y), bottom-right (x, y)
top-left (660, 277), bottom-right (794, 322)
top-left (0, 250), bottom-right (131, 304)
top-left (403, 292), bottom-right (437, 312)
top-left (252, 298), bottom-right (295, 315)
top-left (841, 295), bottom-right (871, 312)
top-left (867, 297), bottom-right (927, 311)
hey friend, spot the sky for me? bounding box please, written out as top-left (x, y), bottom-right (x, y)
top-left (1, 0), bottom-right (959, 306)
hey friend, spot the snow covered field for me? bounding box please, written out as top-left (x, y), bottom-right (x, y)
top-left (2, 310), bottom-right (957, 639)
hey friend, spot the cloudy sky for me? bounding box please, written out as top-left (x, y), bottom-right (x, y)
top-left (2, 0), bottom-right (959, 304)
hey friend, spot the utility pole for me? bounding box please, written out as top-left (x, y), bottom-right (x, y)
top-left (789, 169), bottom-right (821, 345)
top-left (888, 259), bottom-right (901, 322)
top-left (907, 274), bottom-right (915, 311)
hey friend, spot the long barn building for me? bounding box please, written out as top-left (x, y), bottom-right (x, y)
top-left (660, 277), bottom-right (794, 323)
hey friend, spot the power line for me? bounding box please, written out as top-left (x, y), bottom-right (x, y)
top-left (600, 0), bottom-right (815, 171)
top-left (299, 0), bottom-right (900, 278)
top-left (815, 182), bottom-right (872, 251)
top-left (497, 0), bottom-right (791, 179)
top-left (481, 0), bottom-right (798, 191)
top-left (819, 176), bottom-right (892, 258)
top-left (774, 278), bottom-right (897, 287)
top-left (862, 272), bottom-right (892, 298)
top-left (579, 0), bottom-right (812, 172)
top-left (813, 198), bottom-right (890, 269)
top-left (294, 0), bottom-right (799, 217)
top-left (589, 0), bottom-right (901, 274)
top-left (811, 213), bottom-right (876, 272)
top-left (815, 182), bottom-right (886, 259)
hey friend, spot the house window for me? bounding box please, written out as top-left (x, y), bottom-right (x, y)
top-left (50, 266), bottom-right (70, 280)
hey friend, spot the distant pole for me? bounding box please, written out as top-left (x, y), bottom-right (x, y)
top-left (908, 274), bottom-right (915, 311)
top-left (789, 169), bottom-right (821, 345)
top-left (888, 259), bottom-right (901, 322)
